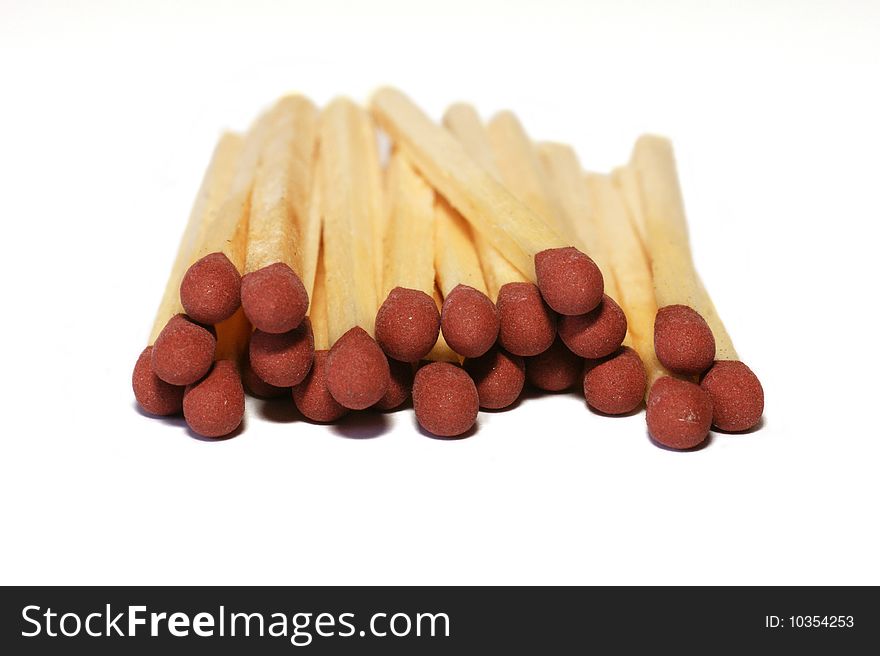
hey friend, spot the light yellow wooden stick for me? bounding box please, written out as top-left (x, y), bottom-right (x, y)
top-left (148, 132), bottom-right (244, 344)
top-left (301, 146), bottom-right (323, 300)
top-left (370, 88), bottom-right (567, 279)
top-left (434, 196), bottom-right (489, 297)
top-left (696, 276), bottom-right (737, 361)
top-left (310, 246), bottom-right (330, 351)
top-left (215, 308), bottom-right (251, 362)
top-left (383, 149), bottom-right (435, 297)
top-left (611, 165), bottom-right (648, 252)
top-left (320, 98), bottom-right (383, 343)
top-left (441, 103), bottom-right (528, 299)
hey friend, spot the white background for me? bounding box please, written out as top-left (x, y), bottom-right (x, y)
top-left (1, 0), bottom-right (878, 585)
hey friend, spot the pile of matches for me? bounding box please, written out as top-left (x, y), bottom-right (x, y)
top-left (133, 88), bottom-right (764, 449)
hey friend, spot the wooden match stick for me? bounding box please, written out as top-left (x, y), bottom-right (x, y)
top-left (589, 173), bottom-right (712, 449)
top-left (434, 196), bottom-right (500, 358)
top-left (241, 95), bottom-right (318, 335)
top-left (441, 103), bottom-right (556, 357)
top-left (370, 87), bottom-right (603, 316)
top-left (320, 98), bottom-right (390, 409)
top-left (374, 150), bottom-right (440, 363)
top-left (133, 132), bottom-right (244, 411)
top-left (631, 135), bottom-right (716, 376)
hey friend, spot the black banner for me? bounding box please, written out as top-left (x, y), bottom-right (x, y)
top-left (1, 586), bottom-right (876, 653)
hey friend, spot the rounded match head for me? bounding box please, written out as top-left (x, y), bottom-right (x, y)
top-left (180, 252), bottom-right (242, 325)
top-left (292, 351), bottom-right (348, 423)
top-left (151, 314), bottom-right (216, 386)
top-left (374, 358), bottom-right (414, 411)
top-left (132, 346), bottom-right (184, 416)
top-left (412, 362), bottom-right (479, 437)
top-left (241, 353), bottom-right (288, 399)
top-left (249, 318), bottom-right (315, 388)
top-left (525, 336), bottom-right (582, 392)
top-left (326, 326), bottom-right (391, 410)
top-left (440, 284), bottom-right (500, 359)
top-left (534, 247), bottom-right (604, 316)
top-left (646, 376), bottom-right (713, 449)
top-left (375, 287), bottom-right (441, 363)
top-left (241, 262), bottom-right (309, 334)
top-left (496, 282), bottom-right (556, 356)
top-left (183, 360), bottom-right (245, 438)
top-left (700, 360), bottom-right (764, 432)
top-left (582, 346), bottom-right (646, 415)
top-left (558, 294), bottom-right (627, 359)
top-left (463, 347), bottom-right (525, 410)
top-left (654, 305), bottom-right (716, 375)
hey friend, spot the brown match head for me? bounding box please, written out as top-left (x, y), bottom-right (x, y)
top-left (558, 294), bottom-right (627, 359)
top-left (412, 362), bottom-right (479, 437)
top-left (180, 252), bottom-right (242, 325)
top-left (582, 346), bottom-right (646, 415)
top-left (292, 350), bottom-right (348, 423)
top-left (241, 353), bottom-right (289, 399)
top-left (646, 375), bottom-right (713, 450)
top-left (241, 262), bottom-right (309, 334)
top-left (525, 336), bottom-right (583, 392)
top-left (374, 357), bottom-right (414, 411)
top-left (132, 346), bottom-right (184, 416)
top-left (440, 284), bottom-right (500, 359)
top-left (700, 360), bottom-right (764, 432)
top-left (375, 287), bottom-right (441, 363)
top-left (534, 247), bottom-right (604, 316)
top-left (249, 318), bottom-right (315, 388)
top-left (151, 314), bottom-right (216, 386)
top-left (495, 282), bottom-right (557, 357)
top-left (183, 360), bottom-right (245, 438)
top-left (463, 347), bottom-right (525, 410)
top-left (654, 305), bottom-right (716, 375)
top-left (326, 326), bottom-right (391, 410)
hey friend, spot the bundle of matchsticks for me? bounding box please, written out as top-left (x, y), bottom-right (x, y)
top-left (132, 88), bottom-right (764, 449)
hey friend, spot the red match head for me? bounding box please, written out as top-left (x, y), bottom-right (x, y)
top-left (495, 282), bottom-right (556, 357)
top-left (412, 362), bottom-right (479, 437)
top-left (646, 375), bottom-right (713, 449)
top-left (440, 284), bottom-right (500, 358)
top-left (249, 318), bottom-right (315, 388)
top-left (292, 350), bottom-right (348, 423)
top-left (241, 262), bottom-right (309, 334)
top-left (558, 294), bottom-right (627, 359)
top-left (463, 347), bottom-right (525, 410)
top-left (183, 360), bottom-right (245, 438)
top-left (132, 345), bottom-right (184, 416)
top-left (700, 360), bottom-right (764, 432)
top-left (525, 336), bottom-right (582, 392)
top-left (534, 247), bottom-right (604, 316)
top-left (326, 326), bottom-right (391, 410)
top-left (654, 305), bottom-right (716, 375)
top-left (582, 346), bottom-right (646, 415)
top-left (151, 313), bottom-right (216, 386)
top-left (375, 287), bottom-right (441, 363)
top-left (374, 358), bottom-right (414, 411)
top-left (180, 252), bottom-right (242, 325)
top-left (241, 353), bottom-right (289, 399)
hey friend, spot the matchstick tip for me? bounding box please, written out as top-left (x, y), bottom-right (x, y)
top-left (241, 353), bottom-right (289, 399)
top-left (525, 337), bottom-right (582, 392)
top-left (654, 305), bottom-right (716, 375)
top-left (180, 252), bottom-right (242, 326)
top-left (646, 376), bottom-right (713, 450)
top-left (183, 360), bottom-right (245, 438)
top-left (241, 262), bottom-right (309, 334)
top-left (496, 282), bottom-right (557, 357)
top-left (326, 327), bottom-right (391, 410)
top-left (132, 346), bottom-right (184, 416)
top-left (534, 247), bottom-right (604, 317)
top-left (292, 351), bottom-right (349, 423)
top-left (463, 347), bottom-right (526, 410)
top-left (151, 314), bottom-right (216, 386)
top-left (440, 284), bottom-right (500, 359)
top-left (373, 358), bottom-right (415, 411)
top-left (558, 294), bottom-right (628, 359)
top-left (375, 287), bottom-right (441, 363)
top-left (413, 362), bottom-right (479, 437)
top-left (582, 346), bottom-right (646, 416)
top-left (700, 360), bottom-right (764, 432)
top-left (249, 318), bottom-right (315, 388)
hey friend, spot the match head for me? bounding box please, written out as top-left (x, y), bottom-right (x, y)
top-left (132, 346), bottom-right (184, 416)
top-left (241, 354), bottom-right (288, 399)
top-left (700, 360), bottom-right (764, 432)
top-left (558, 294), bottom-right (628, 359)
top-left (241, 262), bottom-right (309, 334)
top-left (534, 247), bottom-right (604, 316)
top-left (151, 314), bottom-right (216, 386)
top-left (292, 351), bottom-right (348, 423)
top-left (374, 358), bottom-right (414, 411)
top-left (646, 376), bottom-right (713, 450)
top-left (525, 336), bottom-right (582, 392)
top-left (375, 287), bottom-right (441, 363)
top-left (183, 360), bottom-right (245, 438)
top-left (495, 282), bottom-right (556, 357)
top-left (463, 347), bottom-right (525, 410)
top-left (249, 318), bottom-right (315, 388)
top-left (180, 252), bottom-right (242, 325)
top-left (412, 362), bottom-right (479, 437)
top-left (582, 346), bottom-right (646, 415)
top-left (326, 326), bottom-right (391, 410)
top-left (440, 284), bottom-right (500, 359)
top-left (654, 305), bottom-right (716, 375)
